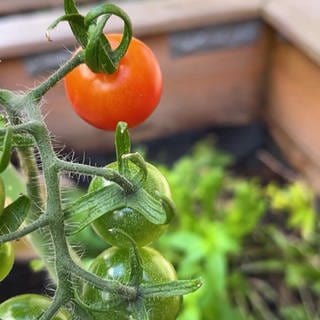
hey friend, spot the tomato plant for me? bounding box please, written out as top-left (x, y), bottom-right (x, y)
top-left (89, 161), bottom-right (172, 247)
top-left (64, 34), bottom-right (162, 131)
top-left (0, 242), bottom-right (14, 281)
top-left (81, 246), bottom-right (181, 320)
top-left (0, 294), bottom-right (71, 320)
top-left (0, 1), bottom-right (201, 319)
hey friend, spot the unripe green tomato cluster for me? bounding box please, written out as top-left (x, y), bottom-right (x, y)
top-left (82, 247), bottom-right (181, 320)
top-left (89, 162), bottom-right (171, 247)
top-left (83, 162), bottom-right (181, 319)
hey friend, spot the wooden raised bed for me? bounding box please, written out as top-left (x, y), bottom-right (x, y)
top-left (1, 0), bottom-right (320, 190)
top-left (0, 0), bottom-right (266, 151)
top-left (263, 0), bottom-right (320, 192)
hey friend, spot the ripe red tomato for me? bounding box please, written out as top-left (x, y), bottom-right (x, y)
top-left (81, 246), bottom-right (181, 320)
top-left (64, 34), bottom-right (162, 131)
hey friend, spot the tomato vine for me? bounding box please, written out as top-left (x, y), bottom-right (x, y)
top-left (0, 0), bottom-right (201, 319)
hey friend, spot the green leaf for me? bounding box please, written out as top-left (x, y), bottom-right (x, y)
top-left (0, 195), bottom-right (30, 235)
top-left (141, 278), bottom-right (202, 298)
top-left (240, 259), bottom-right (284, 274)
top-left (64, 183), bottom-right (126, 235)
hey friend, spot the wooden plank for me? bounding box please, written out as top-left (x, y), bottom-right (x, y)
top-left (0, 0), bottom-right (261, 58)
top-left (262, 0), bottom-right (320, 65)
top-left (0, 0), bottom-right (94, 15)
top-left (265, 39), bottom-right (320, 191)
top-left (0, 24), bottom-right (270, 151)
top-left (267, 122), bottom-right (320, 192)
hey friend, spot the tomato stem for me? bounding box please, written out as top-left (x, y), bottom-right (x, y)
top-left (56, 159), bottom-right (135, 194)
top-left (0, 1), bottom-right (201, 317)
top-left (70, 261), bottom-right (138, 299)
top-left (0, 215), bottom-right (49, 245)
top-left (30, 50), bottom-right (85, 101)
top-left (38, 288), bottom-right (69, 320)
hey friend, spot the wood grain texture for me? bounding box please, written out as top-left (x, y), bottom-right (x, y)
top-left (0, 26), bottom-right (270, 151)
top-left (0, 0), bottom-right (261, 58)
top-left (0, 0), bottom-right (93, 15)
top-left (263, 0), bottom-right (320, 65)
top-left (265, 39), bottom-right (320, 191)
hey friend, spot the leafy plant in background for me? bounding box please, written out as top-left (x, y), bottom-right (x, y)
top-left (155, 140), bottom-right (320, 320)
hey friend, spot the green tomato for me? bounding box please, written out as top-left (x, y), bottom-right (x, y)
top-left (0, 176), bottom-right (5, 215)
top-left (89, 162), bottom-right (172, 247)
top-left (0, 175), bottom-right (14, 282)
top-left (81, 246), bottom-right (181, 320)
top-left (0, 242), bottom-right (14, 281)
top-left (0, 294), bottom-right (71, 320)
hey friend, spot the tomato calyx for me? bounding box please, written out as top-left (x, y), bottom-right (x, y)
top-left (48, 0), bottom-right (132, 74)
top-left (114, 122), bottom-right (175, 224)
top-left (78, 246), bottom-right (201, 319)
top-left (115, 122), bottom-right (147, 190)
top-left (65, 123), bottom-right (174, 238)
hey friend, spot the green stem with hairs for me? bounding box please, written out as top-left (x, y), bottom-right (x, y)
top-left (0, 51), bottom-right (138, 319)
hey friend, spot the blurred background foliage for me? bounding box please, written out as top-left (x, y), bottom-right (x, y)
top-left (6, 137), bottom-right (320, 319)
top-left (152, 139), bottom-right (320, 320)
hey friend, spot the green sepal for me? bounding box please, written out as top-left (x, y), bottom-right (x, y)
top-left (0, 195), bottom-right (31, 235)
top-left (129, 246), bottom-right (143, 287)
top-left (63, 0), bottom-right (88, 47)
top-left (85, 15), bottom-right (118, 74)
top-left (157, 192), bottom-right (176, 224)
top-left (84, 3), bottom-right (132, 60)
top-left (47, 13), bottom-right (85, 40)
top-left (140, 278), bottom-right (203, 298)
top-left (129, 301), bottom-right (149, 320)
top-left (73, 273), bottom-right (124, 314)
top-left (108, 228), bottom-right (143, 286)
top-left (123, 153), bottom-right (148, 187)
top-left (115, 122), bottom-right (131, 175)
top-left (64, 183), bottom-right (126, 235)
top-left (127, 188), bottom-right (167, 225)
top-left (0, 127), bottom-right (13, 173)
top-left (65, 181), bottom-right (168, 235)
